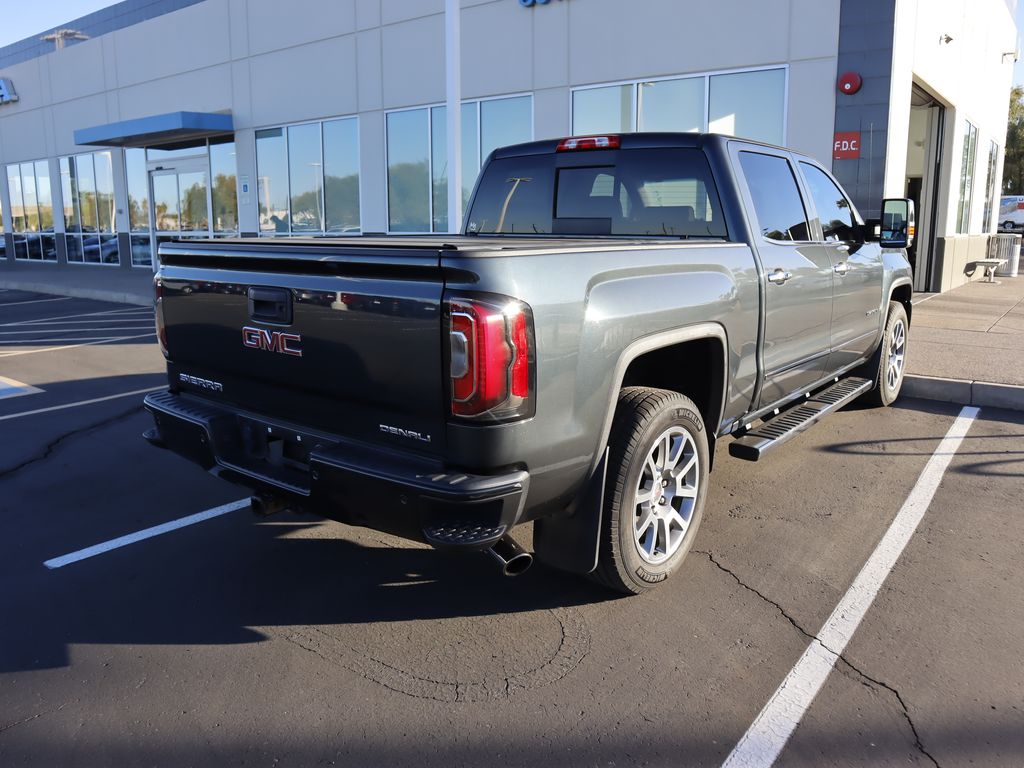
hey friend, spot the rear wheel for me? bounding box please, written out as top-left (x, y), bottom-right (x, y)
top-left (590, 387), bottom-right (709, 595)
top-left (862, 301), bottom-right (908, 407)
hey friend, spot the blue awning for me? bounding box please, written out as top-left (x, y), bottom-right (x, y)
top-left (74, 111), bottom-right (233, 148)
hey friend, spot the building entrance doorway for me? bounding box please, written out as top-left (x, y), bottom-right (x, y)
top-left (149, 157), bottom-right (213, 258)
top-left (904, 85), bottom-right (946, 292)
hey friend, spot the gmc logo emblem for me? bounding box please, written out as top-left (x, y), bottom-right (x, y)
top-left (242, 326), bottom-right (302, 357)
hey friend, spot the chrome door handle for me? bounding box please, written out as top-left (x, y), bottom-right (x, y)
top-left (767, 269), bottom-right (793, 285)
top-left (835, 243), bottom-right (850, 252)
top-left (834, 261), bottom-right (849, 276)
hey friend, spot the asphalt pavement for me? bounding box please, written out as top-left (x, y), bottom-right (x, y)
top-left (0, 290), bottom-right (1021, 767)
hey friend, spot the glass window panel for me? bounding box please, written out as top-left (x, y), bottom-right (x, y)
top-left (427, 104), bottom-right (482, 232)
top-left (179, 170), bottom-right (209, 231)
top-left (35, 161), bottom-right (54, 231)
top-left (94, 151), bottom-right (115, 233)
top-left (20, 163), bottom-right (40, 232)
top-left (387, 108), bottom-right (430, 233)
top-left (81, 231), bottom-right (102, 263)
top-left (572, 85), bottom-right (633, 135)
top-left (462, 102), bottom-right (479, 213)
top-left (130, 234), bottom-right (153, 267)
top-left (75, 154), bottom-right (98, 234)
top-left (40, 233), bottom-right (57, 261)
top-left (323, 117), bottom-right (360, 233)
top-left (800, 162), bottom-right (856, 241)
top-left (638, 78), bottom-right (704, 132)
top-left (99, 234), bottom-right (119, 264)
top-left (12, 235), bottom-right (28, 259)
top-left (256, 128), bottom-right (290, 233)
top-left (983, 141), bottom-right (998, 234)
top-left (152, 173), bottom-right (180, 231)
top-left (65, 234), bottom-right (84, 262)
top-left (25, 234), bottom-right (43, 260)
top-left (125, 147), bottom-right (149, 232)
top-left (60, 157), bottom-right (80, 233)
top-left (288, 122), bottom-right (323, 232)
top-left (738, 152), bottom-right (809, 241)
top-left (480, 96), bottom-right (532, 160)
top-left (431, 106), bottom-right (448, 232)
top-left (209, 139), bottom-right (238, 233)
top-left (709, 69), bottom-right (785, 145)
top-left (7, 165), bottom-right (25, 232)
top-left (957, 121), bottom-right (978, 234)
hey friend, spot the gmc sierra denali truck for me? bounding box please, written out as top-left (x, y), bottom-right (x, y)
top-left (144, 132), bottom-right (915, 595)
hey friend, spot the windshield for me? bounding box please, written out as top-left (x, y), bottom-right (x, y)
top-left (465, 148), bottom-right (728, 238)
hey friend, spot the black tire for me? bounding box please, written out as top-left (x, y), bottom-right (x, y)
top-left (589, 387), bottom-right (709, 595)
top-left (861, 301), bottom-right (909, 407)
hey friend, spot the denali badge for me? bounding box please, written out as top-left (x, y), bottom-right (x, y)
top-left (380, 424), bottom-right (432, 443)
top-left (242, 326), bottom-right (302, 357)
top-left (179, 373), bottom-right (224, 392)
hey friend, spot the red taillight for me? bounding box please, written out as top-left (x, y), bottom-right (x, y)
top-left (448, 294), bottom-right (534, 421)
top-left (556, 135), bottom-right (621, 152)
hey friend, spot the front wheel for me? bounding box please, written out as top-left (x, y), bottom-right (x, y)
top-left (590, 387), bottom-right (709, 595)
top-left (862, 301), bottom-right (909, 407)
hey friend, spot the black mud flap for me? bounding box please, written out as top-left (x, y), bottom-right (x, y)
top-left (533, 448), bottom-right (608, 575)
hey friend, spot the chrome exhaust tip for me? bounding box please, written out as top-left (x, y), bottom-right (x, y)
top-left (487, 535), bottom-right (534, 577)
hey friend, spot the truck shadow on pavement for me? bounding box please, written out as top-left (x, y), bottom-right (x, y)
top-left (5, 516), bottom-right (613, 674)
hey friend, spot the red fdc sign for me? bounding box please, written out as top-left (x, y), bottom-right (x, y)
top-left (834, 131), bottom-right (861, 159)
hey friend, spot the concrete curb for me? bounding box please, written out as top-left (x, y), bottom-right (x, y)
top-left (0, 279), bottom-right (150, 307)
top-left (904, 374), bottom-right (1024, 412)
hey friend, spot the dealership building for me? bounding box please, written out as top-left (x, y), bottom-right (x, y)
top-left (0, 0), bottom-right (1016, 293)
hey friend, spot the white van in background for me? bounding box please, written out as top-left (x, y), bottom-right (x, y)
top-left (998, 196), bottom-right (1024, 231)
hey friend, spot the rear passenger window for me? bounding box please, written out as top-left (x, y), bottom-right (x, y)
top-left (738, 152), bottom-right (809, 242)
top-left (799, 162), bottom-right (857, 241)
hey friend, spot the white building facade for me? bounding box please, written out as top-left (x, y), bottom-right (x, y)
top-left (0, 0), bottom-right (1016, 292)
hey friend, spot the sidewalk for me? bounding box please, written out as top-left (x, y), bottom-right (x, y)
top-left (904, 275), bottom-right (1024, 411)
top-left (0, 262), bottom-right (152, 306)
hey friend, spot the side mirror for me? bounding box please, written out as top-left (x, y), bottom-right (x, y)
top-left (880, 198), bottom-right (915, 248)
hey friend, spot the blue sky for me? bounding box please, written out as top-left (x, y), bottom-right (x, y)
top-left (0, 0), bottom-right (113, 48)
top-left (6, 0), bottom-right (1024, 86)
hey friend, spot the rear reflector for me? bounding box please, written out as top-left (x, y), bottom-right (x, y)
top-left (557, 135), bottom-right (621, 152)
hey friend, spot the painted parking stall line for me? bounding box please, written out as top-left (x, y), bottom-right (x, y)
top-left (0, 296), bottom-right (74, 308)
top-left (0, 386), bottom-right (163, 422)
top-left (0, 331), bottom-right (157, 358)
top-left (44, 499), bottom-right (252, 569)
top-left (722, 405), bottom-right (981, 768)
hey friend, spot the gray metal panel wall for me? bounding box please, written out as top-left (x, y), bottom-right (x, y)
top-left (832, 0), bottom-right (897, 220)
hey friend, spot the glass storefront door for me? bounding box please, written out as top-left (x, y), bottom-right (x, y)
top-left (148, 158), bottom-right (213, 261)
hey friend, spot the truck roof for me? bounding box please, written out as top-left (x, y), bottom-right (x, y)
top-left (490, 131), bottom-right (804, 160)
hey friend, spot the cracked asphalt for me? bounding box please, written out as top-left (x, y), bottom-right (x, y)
top-left (1, 291), bottom-right (1022, 767)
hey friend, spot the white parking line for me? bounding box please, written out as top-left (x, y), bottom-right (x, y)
top-left (0, 385), bottom-right (163, 422)
top-left (0, 331), bottom-right (156, 357)
top-left (0, 306), bottom-right (150, 327)
top-left (722, 405), bottom-right (980, 768)
top-left (0, 296), bottom-right (74, 308)
top-left (0, 327), bottom-right (154, 336)
top-left (44, 499), bottom-right (252, 569)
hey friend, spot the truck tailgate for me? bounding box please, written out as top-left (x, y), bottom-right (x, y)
top-left (158, 239), bottom-right (447, 454)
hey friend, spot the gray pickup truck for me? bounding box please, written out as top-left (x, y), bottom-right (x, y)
top-left (144, 132), bottom-right (914, 594)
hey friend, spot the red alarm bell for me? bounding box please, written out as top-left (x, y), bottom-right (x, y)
top-left (838, 72), bottom-right (863, 95)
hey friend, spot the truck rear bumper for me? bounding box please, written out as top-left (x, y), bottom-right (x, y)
top-left (143, 390), bottom-right (529, 549)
